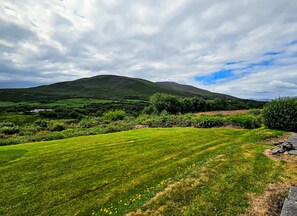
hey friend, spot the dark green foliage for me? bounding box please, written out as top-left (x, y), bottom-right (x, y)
top-left (225, 114), bottom-right (261, 129)
top-left (0, 122), bottom-right (19, 135)
top-left (181, 97), bottom-right (207, 113)
top-left (194, 116), bottom-right (225, 128)
top-left (34, 119), bottom-right (48, 129)
top-left (103, 110), bottom-right (126, 121)
top-left (150, 93), bottom-right (182, 114)
top-left (0, 75), bottom-right (197, 102)
top-left (262, 98), bottom-right (297, 131)
top-left (79, 118), bottom-right (99, 128)
top-left (148, 93), bottom-right (264, 114)
top-left (144, 114), bottom-right (194, 128)
top-left (248, 109), bottom-right (262, 116)
top-left (50, 122), bottom-right (66, 131)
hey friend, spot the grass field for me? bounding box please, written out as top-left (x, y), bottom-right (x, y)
top-left (0, 98), bottom-right (118, 108)
top-left (0, 113), bottom-right (39, 125)
top-left (0, 128), bottom-right (286, 215)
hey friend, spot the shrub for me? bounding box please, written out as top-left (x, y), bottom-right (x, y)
top-left (149, 93), bottom-right (182, 114)
top-left (194, 116), bottom-right (224, 128)
top-left (103, 110), bottom-right (126, 121)
top-left (0, 122), bottom-right (20, 135)
top-left (144, 114), bottom-right (194, 128)
top-left (34, 119), bottom-right (48, 129)
top-left (50, 122), bottom-right (66, 131)
top-left (0, 126), bottom-right (20, 135)
top-left (262, 98), bottom-right (297, 131)
top-left (225, 114), bottom-right (261, 129)
top-left (248, 109), bottom-right (261, 116)
top-left (79, 118), bottom-right (99, 128)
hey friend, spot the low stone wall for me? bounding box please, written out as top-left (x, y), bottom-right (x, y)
top-left (280, 186), bottom-right (297, 216)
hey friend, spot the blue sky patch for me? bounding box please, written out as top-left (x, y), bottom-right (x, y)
top-left (249, 59), bottom-right (274, 67)
top-left (225, 61), bottom-right (242, 65)
top-left (264, 51), bottom-right (281, 56)
top-left (195, 69), bottom-right (233, 84)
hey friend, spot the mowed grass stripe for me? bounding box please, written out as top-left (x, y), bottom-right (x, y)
top-left (0, 128), bottom-right (284, 215)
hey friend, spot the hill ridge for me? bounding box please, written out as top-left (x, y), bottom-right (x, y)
top-left (0, 75), bottom-right (235, 102)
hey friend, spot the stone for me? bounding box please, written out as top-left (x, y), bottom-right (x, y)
top-left (287, 134), bottom-right (297, 150)
top-left (271, 148), bottom-right (281, 154)
top-left (280, 198), bottom-right (297, 216)
top-left (288, 150), bottom-right (297, 155)
top-left (272, 141), bottom-right (284, 146)
top-left (281, 142), bottom-right (295, 151)
top-left (288, 187), bottom-right (297, 201)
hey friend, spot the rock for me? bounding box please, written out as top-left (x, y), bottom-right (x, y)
top-left (271, 148), bottom-right (281, 154)
top-left (288, 150), bottom-right (297, 155)
top-left (288, 187), bottom-right (297, 201)
top-left (281, 142), bottom-right (295, 151)
top-left (280, 198), bottom-right (297, 216)
top-left (272, 141), bottom-right (284, 146)
top-left (287, 134), bottom-right (297, 150)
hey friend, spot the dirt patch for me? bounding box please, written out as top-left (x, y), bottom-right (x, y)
top-left (245, 134), bottom-right (297, 216)
top-left (244, 183), bottom-right (289, 216)
top-left (195, 109), bottom-right (249, 116)
top-left (262, 132), bottom-right (293, 145)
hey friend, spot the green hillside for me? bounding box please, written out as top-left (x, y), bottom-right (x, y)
top-left (0, 75), bottom-right (237, 102)
top-left (157, 81), bottom-right (236, 99)
top-left (0, 128), bottom-right (285, 215)
top-left (0, 75), bottom-right (198, 102)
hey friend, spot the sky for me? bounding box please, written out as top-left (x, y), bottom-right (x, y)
top-left (0, 0), bottom-right (297, 99)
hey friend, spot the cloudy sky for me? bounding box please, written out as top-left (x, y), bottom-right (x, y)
top-left (0, 0), bottom-right (297, 99)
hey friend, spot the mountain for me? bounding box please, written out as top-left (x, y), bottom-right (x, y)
top-left (156, 81), bottom-right (236, 99)
top-left (0, 75), bottom-right (235, 102)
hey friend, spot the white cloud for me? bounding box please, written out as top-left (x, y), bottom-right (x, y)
top-left (0, 0), bottom-right (297, 98)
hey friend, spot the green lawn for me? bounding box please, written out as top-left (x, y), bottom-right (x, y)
top-left (0, 128), bottom-right (285, 215)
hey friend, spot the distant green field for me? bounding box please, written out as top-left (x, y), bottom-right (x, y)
top-left (45, 98), bottom-right (117, 107)
top-left (0, 113), bottom-right (39, 125)
top-left (0, 98), bottom-right (118, 108)
top-left (0, 128), bottom-right (285, 215)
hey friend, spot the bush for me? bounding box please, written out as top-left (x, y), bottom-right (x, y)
top-left (50, 122), bottom-right (66, 131)
top-left (194, 116), bottom-right (224, 128)
top-left (0, 122), bottom-right (20, 135)
top-left (79, 118), bottom-right (99, 128)
top-left (144, 114), bottom-right (194, 128)
top-left (149, 93), bottom-right (182, 114)
top-left (34, 119), bottom-right (48, 129)
top-left (103, 110), bottom-right (126, 121)
top-left (0, 126), bottom-right (20, 135)
top-left (248, 109), bottom-right (261, 116)
top-left (262, 98), bottom-right (297, 131)
top-left (225, 114), bottom-right (261, 129)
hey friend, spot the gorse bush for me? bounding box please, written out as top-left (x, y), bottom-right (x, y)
top-left (262, 98), bottom-right (297, 132)
top-left (195, 116), bottom-right (224, 128)
top-left (103, 110), bottom-right (126, 121)
top-left (225, 114), bottom-right (261, 129)
top-left (0, 122), bottom-right (19, 135)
